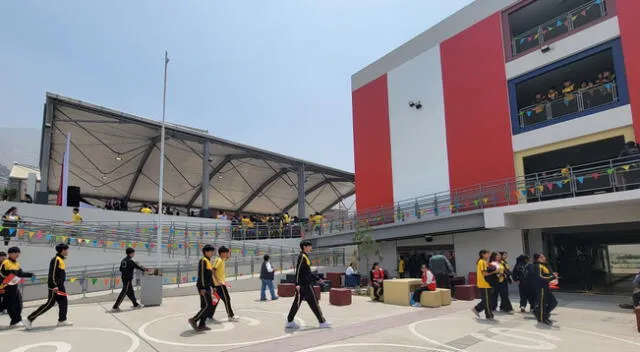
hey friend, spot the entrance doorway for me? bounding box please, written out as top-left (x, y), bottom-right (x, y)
top-left (397, 245), bottom-right (454, 279)
top-left (542, 223), bottom-right (640, 295)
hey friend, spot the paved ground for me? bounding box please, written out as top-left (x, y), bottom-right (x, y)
top-left (1, 291), bottom-right (638, 351)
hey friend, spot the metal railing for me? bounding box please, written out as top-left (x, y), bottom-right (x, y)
top-left (518, 82), bottom-right (618, 128)
top-left (314, 155), bottom-right (640, 235)
top-left (512, 0), bottom-right (606, 55)
top-left (17, 248), bottom-right (346, 301)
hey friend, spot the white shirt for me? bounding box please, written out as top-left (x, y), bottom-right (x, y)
top-left (265, 262), bottom-right (274, 273)
top-left (345, 266), bottom-right (355, 275)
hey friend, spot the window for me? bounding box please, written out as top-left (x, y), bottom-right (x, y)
top-left (508, 39), bottom-right (629, 134)
top-left (506, 0), bottom-right (611, 58)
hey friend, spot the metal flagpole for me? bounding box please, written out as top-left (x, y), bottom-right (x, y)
top-left (157, 51), bottom-right (169, 267)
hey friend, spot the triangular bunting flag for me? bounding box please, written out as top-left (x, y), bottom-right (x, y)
top-left (483, 197), bottom-right (489, 204)
top-left (607, 168), bottom-right (615, 175)
top-left (115, 278), bottom-right (120, 286)
top-left (69, 277), bottom-right (77, 283)
top-left (529, 187), bottom-right (535, 194)
top-left (537, 185), bottom-right (544, 192)
top-left (521, 189), bottom-right (528, 197)
top-left (622, 165), bottom-right (630, 171)
top-left (577, 176), bottom-right (585, 184)
top-left (526, 110), bottom-right (532, 117)
top-left (8, 228), bottom-right (15, 236)
top-left (103, 278), bottom-right (110, 286)
top-left (555, 181), bottom-right (563, 188)
top-left (592, 173), bottom-right (600, 180)
top-left (556, 19), bottom-right (562, 26)
top-left (546, 183), bottom-right (554, 190)
top-left (91, 278), bottom-right (98, 285)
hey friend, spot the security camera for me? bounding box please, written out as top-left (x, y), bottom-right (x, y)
top-left (425, 235), bottom-right (433, 243)
top-left (408, 101), bottom-right (416, 107)
top-left (415, 101), bottom-right (423, 109)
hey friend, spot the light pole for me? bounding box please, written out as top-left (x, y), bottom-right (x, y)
top-left (157, 50), bottom-right (169, 268)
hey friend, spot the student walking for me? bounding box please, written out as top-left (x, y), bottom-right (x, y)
top-left (532, 253), bottom-right (558, 326)
top-left (497, 251), bottom-right (514, 313)
top-left (285, 240), bottom-right (331, 329)
top-left (25, 244), bottom-right (71, 329)
top-left (211, 246), bottom-right (239, 321)
top-left (0, 247), bottom-right (33, 328)
top-left (188, 245), bottom-right (215, 331)
top-left (112, 248), bottom-right (150, 311)
top-left (259, 254), bottom-right (278, 301)
top-left (513, 255), bottom-right (535, 312)
top-left (472, 250), bottom-right (497, 320)
top-left (0, 251), bottom-right (6, 315)
top-left (412, 264), bottom-right (437, 307)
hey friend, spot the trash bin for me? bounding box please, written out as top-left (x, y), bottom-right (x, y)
top-left (141, 269), bottom-right (163, 306)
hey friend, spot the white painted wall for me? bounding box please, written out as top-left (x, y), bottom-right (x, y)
top-left (387, 46), bottom-right (450, 202)
top-left (506, 17), bottom-right (620, 79)
top-left (512, 105), bottom-right (632, 152)
top-left (453, 229), bottom-right (524, 278)
top-left (396, 234), bottom-right (454, 247)
top-left (0, 201), bottom-right (229, 228)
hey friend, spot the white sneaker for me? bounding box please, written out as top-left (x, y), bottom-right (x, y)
top-left (319, 321), bottom-right (332, 329)
top-left (132, 304), bottom-right (143, 310)
top-left (285, 321), bottom-right (300, 329)
top-left (23, 319), bottom-right (32, 330)
top-left (228, 316), bottom-right (240, 322)
top-left (9, 321), bottom-right (24, 330)
top-left (412, 302), bottom-right (422, 308)
top-left (57, 321), bottom-right (73, 327)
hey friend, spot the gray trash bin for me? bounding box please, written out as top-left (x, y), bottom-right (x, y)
top-left (141, 271), bottom-right (163, 306)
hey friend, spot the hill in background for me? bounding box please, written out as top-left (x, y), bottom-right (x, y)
top-left (0, 127), bottom-right (41, 167)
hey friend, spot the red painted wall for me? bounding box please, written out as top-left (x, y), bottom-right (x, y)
top-left (618, 0), bottom-right (640, 140)
top-left (441, 13), bottom-right (515, 193)
top-left (352, 75), bottom-right (394, 212)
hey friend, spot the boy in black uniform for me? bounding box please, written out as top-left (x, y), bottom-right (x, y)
top-left (531, 253), bottom-right (558, 326)
top-left (113, 247), bottom-right (150, 311)
top-left (0, 247), bottom-right (33, 328)
top-left (188, 244), bottom-right (215, 331)
top-left (285, 240), bottom-right (331, 329)
top-left (25, 243), bottom-right (71, 329)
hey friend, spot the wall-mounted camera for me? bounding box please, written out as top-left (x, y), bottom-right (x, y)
top-left (425, 235), bottom-right (433, 242)
top-left (408, 100), bottom-right (423, 110)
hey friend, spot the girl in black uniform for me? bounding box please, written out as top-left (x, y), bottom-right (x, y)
top-left (0, 247), bottom-right (33, 328)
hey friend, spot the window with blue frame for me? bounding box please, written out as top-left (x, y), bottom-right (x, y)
top-left (509, 38), bottom-right (629, 135)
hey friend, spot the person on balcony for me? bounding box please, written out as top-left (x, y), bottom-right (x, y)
top-left (562, 80), bottom-right (575, 101)
top-left (547, 87), bottom-right (560, 101)
top-left (533, 92), bottom-right (547, 114)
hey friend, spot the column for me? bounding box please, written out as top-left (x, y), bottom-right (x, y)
top-left (201, 141), bottom-right (210, 213)
top-left (297, 163), bottom-right (306, 218)
top-left (38, 101), bottom-right (54, 203)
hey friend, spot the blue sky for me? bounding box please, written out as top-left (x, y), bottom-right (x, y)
top-left (0, 0), bottom-right (473, 172)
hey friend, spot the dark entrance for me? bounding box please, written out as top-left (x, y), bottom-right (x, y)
top-left (542, 223), bottom-right (640, 296)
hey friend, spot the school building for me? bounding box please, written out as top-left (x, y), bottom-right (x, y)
top-left (328, 0), bottom-right (640, 294)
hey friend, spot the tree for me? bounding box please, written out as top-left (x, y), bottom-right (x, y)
top-left (352, 225), bottom-right (378, 272)
top-left (0, 187), bottom-right (17, 201)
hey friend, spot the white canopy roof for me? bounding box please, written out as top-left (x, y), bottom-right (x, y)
top-left (42, 93), bottom-right (354, 216)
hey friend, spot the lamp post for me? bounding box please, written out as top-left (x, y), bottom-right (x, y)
top-left (157, 50), bottom-right (169, 267)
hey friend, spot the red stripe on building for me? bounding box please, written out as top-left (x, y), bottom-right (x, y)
top-left (352, 75), bottom-right (394, 213)
top-left (618, 0), bottom-right (640, 139)
top-left (441, 13), bottom-right (515, 195)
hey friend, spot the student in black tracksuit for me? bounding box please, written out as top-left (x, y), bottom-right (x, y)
top-left (531, 253), bottom-right (558, 326)
top-left (113, 248), bottom-right (149, 311)
top-left (188, 244), bottom-right (215, 331)
top-left (26, 243), bottom-right (70, 329)
top-left (286, 240), bottom-right (331, 329)
top-left (0, 251), bottom-right (6, 315)
top-left (512, 255), bottom-right (535, 312)
top-left (0, 247), bottom-right (33, 327)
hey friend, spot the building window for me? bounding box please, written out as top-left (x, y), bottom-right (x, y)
top-left (506, 0), bottom-right (611, 58)
top-left (509, 39), bottom-right (629, 134)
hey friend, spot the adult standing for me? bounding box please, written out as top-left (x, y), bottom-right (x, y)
top-left (1, 207), bottom-right (20, 247)
top-left (260, 254), bottom-right (278, 301)
top-left (429, 252), bottom-right (454, 289)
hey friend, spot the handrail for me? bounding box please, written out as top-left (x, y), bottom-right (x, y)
top-left (512, 0), bottom-right (606, 54)
top-left (517, 82), bottom-right (618, 128)
top-left (314, 154), bottom-right (640, 235)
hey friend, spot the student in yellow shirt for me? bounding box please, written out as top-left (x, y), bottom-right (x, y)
top-left (398, 256), bottom-right (406, 278)
top-left (472, 250), bottom-right (497, 320)
top-left (140, 204), bottom-right (153, 214)
top-left (71, 208), bottom-right (83, 224)
top-left (210, 246), bottom-right (239, 322)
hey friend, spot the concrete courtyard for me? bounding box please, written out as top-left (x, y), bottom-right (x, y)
top-left (1, 290), bottom-right (639, 351)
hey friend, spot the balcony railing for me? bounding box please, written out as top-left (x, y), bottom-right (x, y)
top-left (313, 154), bottom-right (640, 236)
top-left (512, 0), bottom-right (606, 55)
top-left (518, 81), bottom-right (618, 128)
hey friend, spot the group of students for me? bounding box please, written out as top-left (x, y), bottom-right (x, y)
top-left (0, 242), bottom-right (157, 330)
top-left (473, 250), bottom-right (559, 326)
